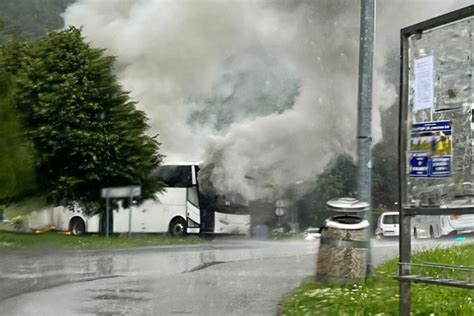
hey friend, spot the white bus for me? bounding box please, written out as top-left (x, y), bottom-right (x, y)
top-left (413, 214), bottom-right (474, 239)
top-left (412, 215), bottom-right (445, 239)
top-left (28, 162), bottom-right (250, 236)
top-left (113, 162), bottom-right (250, 236)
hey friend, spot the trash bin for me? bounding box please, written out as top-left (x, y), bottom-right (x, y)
top-left (254, 225), bottom-right (269, 239)
top-left (316, 214), bottom-right (369, 281)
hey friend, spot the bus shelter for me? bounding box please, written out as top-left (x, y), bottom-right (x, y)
top-left (398, 5), bottom-right (474, 315)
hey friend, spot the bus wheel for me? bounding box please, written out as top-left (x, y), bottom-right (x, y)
top-left (170, 218), bottom-right (187, 237)
top-left (70, 218), bottom-right (86, 236)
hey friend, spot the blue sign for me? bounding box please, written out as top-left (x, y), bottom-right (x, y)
top-left (411, 121), bottom-right (452, 135)
top-left (409, 121), bottom-right (452, 178)
top-left (409, 153), bottom-right (429, 177)
top-left (430, 156), bottom-right (451, 177)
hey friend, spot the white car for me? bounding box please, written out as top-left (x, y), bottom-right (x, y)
top-left (375, 212), bottom-right (399, 239)
top-left (303, 227), bottom-right (321, 240)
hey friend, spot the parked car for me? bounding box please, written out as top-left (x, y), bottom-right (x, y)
top-left (375, 212), bottom-right (399, 239)
top-left (303, 227), bottom-right (321, 240)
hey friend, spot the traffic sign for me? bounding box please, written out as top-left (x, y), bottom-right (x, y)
top-left (275, 200), bottom-right (291, 208)
top-left (101, 186), bottom-right (141, 198)
top-left (275, 207), bottom-right (285, 216)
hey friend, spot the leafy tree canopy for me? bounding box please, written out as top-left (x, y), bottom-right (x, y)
top-left (1, 26), bottom-right (162, 212)
top-left (297, 154), bottom-right (357, 228)
top-left (0, 69), bottom-right (36, 203)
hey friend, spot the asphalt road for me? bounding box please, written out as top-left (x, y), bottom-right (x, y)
top-left (0, 236), bottom-right (469, 316)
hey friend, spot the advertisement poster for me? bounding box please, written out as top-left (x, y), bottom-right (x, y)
top-left (409, 121), bottom-right (452, 178)
top-left (414, 56), bottom-right (434, 111)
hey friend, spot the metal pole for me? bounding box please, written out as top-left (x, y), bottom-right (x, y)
top-left (106, 195), bottom-right (110, 238)
top-left (356, 0), bottom-right (375, 275)
top-left (399, 214), bottom-right (412, 315)
top-left (399, 22), bottom-right (411, 315)
top-left (128, 194), bottom-right (132, 238)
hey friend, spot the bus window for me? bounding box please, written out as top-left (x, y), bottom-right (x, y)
top-left (154, 165), bottom-right (193, 187)
top-left (187, 186), bottom-right (199, 207)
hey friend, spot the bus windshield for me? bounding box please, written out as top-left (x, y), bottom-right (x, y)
top-left (154, 165), bottom-right (193, 187)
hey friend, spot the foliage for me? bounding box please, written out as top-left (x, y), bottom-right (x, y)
top-left (0, 0), bottom-right (75, 43)
top-left (1, 27), bottom-right (162, 212)
top-left (372, 102), bottom-right (399, 209)
top-left (0, 231), bottom-right (207, 250)
top-left (282, 243), bottom-right (474, 315)
top-left (296, 154), bottom-right (357, 228)
top-left (0, 69), bottom-right (36, 203)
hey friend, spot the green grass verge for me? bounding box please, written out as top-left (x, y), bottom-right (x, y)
top-left (0, 231), bottom-right (207, 250)
top-left (282, 243), bottom-right (474, 315)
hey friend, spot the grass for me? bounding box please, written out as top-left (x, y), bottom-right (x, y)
top-left (282, 243), bottom-right (474, 315)
top-left (0, 231), bottom-right (207, 250)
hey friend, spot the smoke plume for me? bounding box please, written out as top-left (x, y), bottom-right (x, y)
top-left (64, 0), bottom-right (471, 201)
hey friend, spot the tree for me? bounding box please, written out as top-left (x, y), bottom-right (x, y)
top-left (0, 69), bottom-right (36, 203)
top-left (372, 102), bottom-right (399, 210)
top-left (1, 27), bottom-right (162, 211)
top-left (296, 154), bottom-right (357, 228)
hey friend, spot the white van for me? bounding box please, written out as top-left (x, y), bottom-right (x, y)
top-left (375, 212), bottom-right (399, 238)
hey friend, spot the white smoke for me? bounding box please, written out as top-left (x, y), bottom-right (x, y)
top-left (64, 0), bottom-right (471, 201)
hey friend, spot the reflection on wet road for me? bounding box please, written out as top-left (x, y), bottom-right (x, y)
top-left (0, 237), bottom-right (470, 315)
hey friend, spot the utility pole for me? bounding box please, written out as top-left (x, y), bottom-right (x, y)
top-left (356, 0), bottom-right (375, 274)
top-left (357, 0), bottom-right (375, 217)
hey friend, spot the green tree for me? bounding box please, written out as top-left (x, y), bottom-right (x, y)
top-left (372, 102), bottom-right (399, 210)
top-left (1, 27), bottom-right (162, 211)
top-left (297, 154), bottom-right (357, 228)
top-left (0, 69), bottom-right (36, 203)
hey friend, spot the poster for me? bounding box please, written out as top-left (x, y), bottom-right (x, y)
top-left (414, 56), bottom-right (434, 111)
top-left (409, 121), bottom-right (452, 178)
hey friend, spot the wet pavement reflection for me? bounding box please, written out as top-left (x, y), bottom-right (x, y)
top-left (0, 236), bottom-right (470, 315)
top-left (0, 238), bottom-right (316, 302)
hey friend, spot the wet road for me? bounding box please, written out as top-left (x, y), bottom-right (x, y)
top-left (0, 237), bottom-right (469, 315)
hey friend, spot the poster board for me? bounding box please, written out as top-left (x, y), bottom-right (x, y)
top-left (398, 6), bottom-right (474, 315)
top-left (402, 9), bottom-right (474, 211)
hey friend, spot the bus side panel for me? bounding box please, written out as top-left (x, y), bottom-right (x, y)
top-left (152, 188), bottom-right (187, 232)
top-left (113, 208), bottom-right (130, 233)
top-left (413, 215), bottom-right (444, 238)
top-left (52, 206), bottom-right (68, 231)
top-left (113, 205), bottom-right (149, 233)
top-left (213, 212), bottom-right (250, 235)
top-left (27, 206), bottom-right (54, 230)
top-left (113, 189), bottom-right (188, 233)
top-left (447, 214), bottom-right (474, 232)
top-left (85, 214), bottom-right (100, 233)
top-left (137, 198), bottom-right (167, 233)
